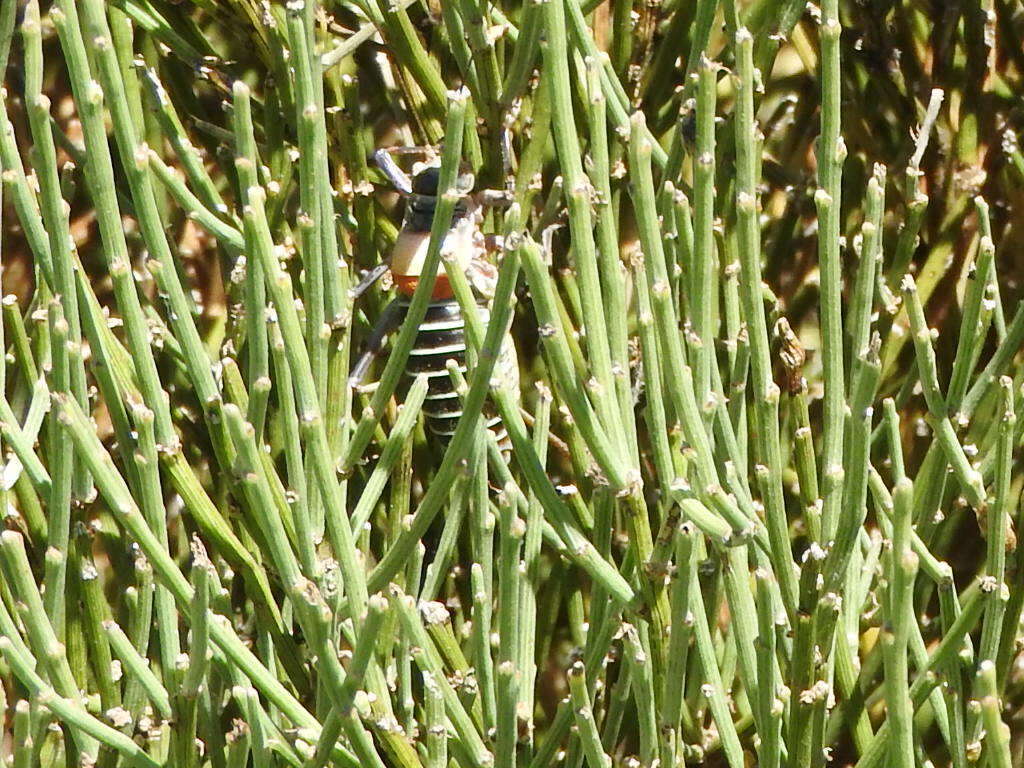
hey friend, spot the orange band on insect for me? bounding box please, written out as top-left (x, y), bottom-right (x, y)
top-left (388, 221), bottom-right (482, 300)
top-left (393, 274), bottom-right (454, 299)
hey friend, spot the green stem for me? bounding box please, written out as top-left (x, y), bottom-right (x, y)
top-left (816, 0), bottom-right (848, 542)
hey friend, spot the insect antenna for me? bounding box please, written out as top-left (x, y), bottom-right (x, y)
top-left (372, 148), bottom-right (415, 195)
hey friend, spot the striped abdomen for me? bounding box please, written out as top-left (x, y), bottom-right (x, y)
top-left (402, 299), bottom-right (510, 452)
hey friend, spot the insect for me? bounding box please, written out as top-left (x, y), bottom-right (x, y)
top-left (349, 146), bottom-right (518, 454)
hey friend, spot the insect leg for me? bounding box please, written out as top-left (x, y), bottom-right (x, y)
top-left (482, 233), bottom-right (503, 254)
top-left (349, 262), bottom-right (391, 301)
top-left (478, 188), bottom-right (514, 209)
top-left (499, 124), bottom-right (517, 179)
top-left (349, 299), bottom-right (408, 387)
top-left (470, 129), bottom-right (517, 210)
top-left (541, 222), bottom-right (563, 263)
top-left (381, 145), bottom-right (437, 157)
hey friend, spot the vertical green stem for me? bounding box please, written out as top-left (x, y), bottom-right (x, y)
top-left (816, 0), bottom-right (847, 541)
top-left (692, 56), bottom-right (717, 409)
top-left (732, 28), bottom-right (799, 617)
top-left (542, 0), bottom-right (626, 459)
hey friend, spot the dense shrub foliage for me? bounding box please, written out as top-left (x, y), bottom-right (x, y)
top-left (1, 0), bottom-right (1024, 766)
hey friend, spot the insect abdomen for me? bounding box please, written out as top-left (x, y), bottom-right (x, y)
top-left (403, 299), bottom-right (510, 452)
